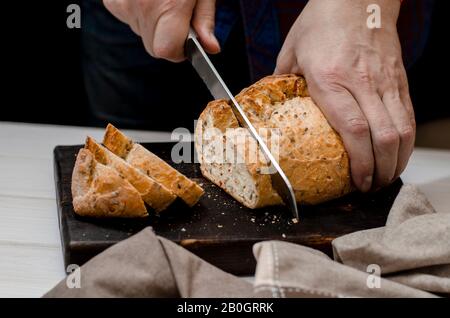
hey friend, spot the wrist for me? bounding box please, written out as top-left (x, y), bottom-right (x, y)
top-left (306, 0), bottom-right (401, 23)
top-left (364, 0), bottom-right (401, 23)
top-left (349, 0), bottom-right (401, 31)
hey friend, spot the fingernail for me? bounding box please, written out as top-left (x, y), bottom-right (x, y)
top-left (361, 175), bottom-right (373, 192)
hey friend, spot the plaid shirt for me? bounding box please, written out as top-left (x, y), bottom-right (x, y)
top-left (215, 0), bottom-right (435, 82)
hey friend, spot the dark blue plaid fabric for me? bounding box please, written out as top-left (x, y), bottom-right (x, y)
top-left (215, 0), bottom-right (435, 82)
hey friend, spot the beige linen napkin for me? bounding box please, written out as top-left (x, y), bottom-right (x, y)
top-left (44, 185), bottom-right (450, 298)
top-left (44, 227), bottom-right (255, 297)
top-left (253, 185), bottom-right (450, 297)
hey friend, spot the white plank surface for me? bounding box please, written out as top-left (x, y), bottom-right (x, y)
top-left (0, 244), bottom-right (64, 298)
top-left (0, 121), bottom-right (449, 297)
top-left (401, 148), bottom-right (450, 214)
top-left (0, 122), bottom-right (177, 159)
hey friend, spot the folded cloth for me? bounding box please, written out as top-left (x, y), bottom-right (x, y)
top-left (44, 227), bottom-right (255, 297)
top-left (253, 184), bottom-right (450, 298)
top-left (44, 185), bottom-right (450, 298)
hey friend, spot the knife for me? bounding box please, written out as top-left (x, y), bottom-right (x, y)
top-left (186, 29), bottom-right (299, 220)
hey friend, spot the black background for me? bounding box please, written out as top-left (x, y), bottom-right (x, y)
top-left (2, 0), bottom-right (449, 129)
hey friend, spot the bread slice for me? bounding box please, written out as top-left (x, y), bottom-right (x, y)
top-left (85, 137), bottom-right (176, 213)
top-left (71, 148), bottom-right (147, 217)
top-left (103, 124), bottom-right (204, 207)
top-left (195, 74), bottom-right (353, 208)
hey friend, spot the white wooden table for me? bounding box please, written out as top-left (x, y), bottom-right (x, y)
top-left (1, 121), bottom-right (450, 298)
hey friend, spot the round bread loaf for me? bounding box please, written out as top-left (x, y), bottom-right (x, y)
top-left (195, 74), bottom-right (353, 207)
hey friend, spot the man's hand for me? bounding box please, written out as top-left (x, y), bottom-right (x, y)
top-left (103, 0), bottom-right (220, 62)
top-left (275, 0), bottom-right (415, 192)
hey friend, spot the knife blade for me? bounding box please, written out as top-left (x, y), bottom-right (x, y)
top-left (186, 29), bottom-right (299, 220)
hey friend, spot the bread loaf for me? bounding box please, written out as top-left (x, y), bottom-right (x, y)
top-left (103, 124), bottom-right (205, 207)
top-left (71, 149), bottom-right (148, 217)
top-left (195, 74), bottom-right (353, 208)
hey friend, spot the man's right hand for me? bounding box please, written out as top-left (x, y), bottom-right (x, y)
top-left (103, 0), bottom-right (220, 62)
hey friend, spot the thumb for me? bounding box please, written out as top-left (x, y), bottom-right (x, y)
top-left (192, 0), bottom-right (220, 54)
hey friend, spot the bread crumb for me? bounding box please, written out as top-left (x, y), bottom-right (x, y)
top-left (292, 218), bottom-right (299, 224)
top-left (181, 228), bottom-right (186, 232)
top-left (217, 224), bottom-right (223, 228)
top-left (250, 217), bottom-right (255, 223)
top-left (282, 233), bottom-right (286, 238)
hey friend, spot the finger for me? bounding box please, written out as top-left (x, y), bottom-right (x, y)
top-left (143, 1), bottom-right (195, 61)
top-left (306, 75), bottom-right (375, 192)
top-left (352, 88), bottom-right (399, 189)
top-left (382, 90), bottom-right (414, 180)
top-left (389, 81), bottom-right (415, 178)
top-left (274, 40), bottom-right (300, 75)
top-left (192, 0), bottom-right (220, 54)
top-left (399, 68), bottom-right (416, 149)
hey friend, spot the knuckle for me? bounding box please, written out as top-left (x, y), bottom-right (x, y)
top-left (405, 106), bottom-right (417, 130)
top-left (398, 125), bottom-right (415, 142)
top-left (317, 65), bottom-right (344, 82)
top-left (385, 89), bottom-right (402, 102)
top-left (410, 116), bottom-right (417, 131)
top-left (375, 128), bottom-right (399, 148)
top-left (357, 70), bottom-right (372, 83)
top-left (343, 117), bottom-right (370, 138)
top-left (356, 69), bottom-right (375, 89)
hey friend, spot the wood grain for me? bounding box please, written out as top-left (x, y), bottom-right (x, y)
top-left (55, 142), bottom-right (402, 275)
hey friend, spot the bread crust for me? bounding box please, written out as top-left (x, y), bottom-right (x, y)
top-left (85, 137), bottom-right (176, 213)
top-left (71, 149), bottom-right (148, 217)
top-left (195, 74), bottom-right (353, 207)
top-left (103, 124), bottom-right (205, 207)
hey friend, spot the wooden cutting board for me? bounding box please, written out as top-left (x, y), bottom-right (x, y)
top-left (54, 142), bottom-right (402, 275)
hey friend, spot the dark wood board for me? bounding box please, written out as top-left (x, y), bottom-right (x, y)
top-left (54, 142), bottom-right (402, 275)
